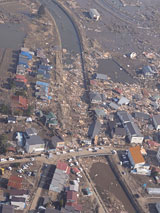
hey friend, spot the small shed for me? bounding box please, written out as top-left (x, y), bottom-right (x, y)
top-left (118, 97), bottom-right (130, 105)
top-left (89, 9), bottom-right (100, 21)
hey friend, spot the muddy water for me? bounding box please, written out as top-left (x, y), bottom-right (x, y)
top-left (0, 24), bottom-right (26, 49)
top-left (90, 162), bottom-right (136, 213)
top-left (41, 0), bottom-right (81, 54)
top-left (98, 59), bottom-right (134, 84)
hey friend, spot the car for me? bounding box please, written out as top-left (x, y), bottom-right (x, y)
top-left (68, 159), bottom-right (72, 163)
top-left (75, 161), bottom-right (79, 166)
top-left (8, 167), bottom-right (12, 171)
top-left (0, 158), bottom-right (7, 162)
top-left (88, 148), bottom-right (92, 151)
top-left (100, 147), bottom-right (104, 150)
top-left (30, 158), bottom-right (35, 161)
top-left (94, 147), bottom-right (99, 151)
top-left (92, 150), bottom-right (97, 152)
top-left (56, 152), bottom-right (60, 155)
top-left (70, 163), bottom-right (74, 167)
top-left (78, 148), bottom-right (82, 151)
top-left (8, 158), bottom-right (15, 161)
top-left (69, 149), bottom-right (75, 153)
top-left (79, 167), bottom-right (83, 172)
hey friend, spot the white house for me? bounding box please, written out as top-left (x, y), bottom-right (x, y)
top-left (128, 146), bottom-right (145, 169)
top-left (89, 9), bottom-right (100, 21)
top-left (153, 115), bottom-right (160, 130)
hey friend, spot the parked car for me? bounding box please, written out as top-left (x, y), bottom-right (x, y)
top-left (0, 158), bottom-right (7, 162)
top-left (8, 158), bottom-right (15, 161)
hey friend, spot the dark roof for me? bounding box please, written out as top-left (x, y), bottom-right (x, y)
top-left (8, 116), bottom-right (16, 122)
top-left (1, 205), bottom-right (14, 213)
top-left (15, 81), bottom-right (26, 89)
top-left (11, 196), bottom-right (25, 202)
top-left (125, 122), bottom-right (143, 137)
top-left (89, 92), bottom-right (102, 102)
top-left (26, 128), bottom-right (38, 136)
top-left (134, 112), bottom-right (150, 120)
top-left (88, 120), bottom-right (101, 139)
top-left (114, 127), bottom-right (126, 136)
top-left (7, 189), bottom-right (29, 196)
top-left (25, 135), bottom-right (44, 146)
top-left (108, 120), bottom-right (116, 130)
top-left (153, 115), bottom-right (160, 125)
top-left (51, 136), bottom-right (64, 147)
top-left (117, 111), bottom-right (133, 123)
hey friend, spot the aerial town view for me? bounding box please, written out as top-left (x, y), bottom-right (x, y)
top-left (0, 0), bottom-right (160, 212)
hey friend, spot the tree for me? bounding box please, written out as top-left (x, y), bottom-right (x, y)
top-left (0, 135), bottom-right (8, 154)
top-left (0, 104), bottom-right (11, 115)
top-left (23, 105), bottom-right (33, 117)
top-left (37, 4), bottom-right (45, 18)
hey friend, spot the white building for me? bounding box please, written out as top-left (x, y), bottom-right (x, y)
top-left (25, 135), bottom-right (45, 153)
top-left (128, 146), bottom-right (145, 169)
top-left (125, 122), bottom-right (144, 144)
top-left (89, 9), bottom-right (100, 21)
top-left (153, 115), bottom-right (160, 130)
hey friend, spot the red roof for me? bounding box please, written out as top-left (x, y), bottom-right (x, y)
top-left (57, 161), bottom-right (70, 174)
top-left (8, 175), bottom-right (23, 189)
top-left (147, 140), bottom-right (160, 148)
top-left (66, 202), bottom-right (82, 211)
top-left (16, 75), bottom-right (27, 83)
top-left (72, 167), bottom-right (80, 174)
top-left (7, 146), bottom-right (16, 152)
top-left (114, 88), bottom-right (122, 94)
top-left (12, 96), bottom-right (28, 109)
top-left (67, 191), bottom-right (77, 203)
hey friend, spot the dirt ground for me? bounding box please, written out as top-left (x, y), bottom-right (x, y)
top-left (82, 157), bottom-right (136, 213)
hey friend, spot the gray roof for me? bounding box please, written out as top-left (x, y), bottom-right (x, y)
top-left (95, 73), bottom-right (107, 80)
top-left (125, 122), bottom-right (143, 137)
top-left (90, 92), bottom-right (102, 103)
top-left (88, 120), bottom-right (101, 139)
top-left (114, 127), bottom-right (126, 136)
top-left (134, 112), bottom-right (150, 120)
top-left (26, 128), bottom-right (38, 136)
top-left (109, 102), bottom-right (119, 110)
top-left (118, 97), bottom-right (130, 105)
top-left (1, 205), bottom-right (14, 213)
top-left (94, 108), bottom-right (106, 117)
top-left (25, 135), bottom-right (44, 145)
top-left (117, 111), bottom-right (134, 124)
top-left (153, 114), bottom-right (160, 125)
top-left (49, 169), bottom-right (68, 193)
top-left (142, 66), bottom-right (154, 76)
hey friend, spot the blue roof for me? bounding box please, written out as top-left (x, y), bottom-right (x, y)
top-left (36, 81), bottom-right (49, 87)
top-left (21, 51), bottom-right (32, 59)
top-left (39, 65), bottom-right (51, 71)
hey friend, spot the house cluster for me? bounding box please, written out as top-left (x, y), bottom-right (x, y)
top-left (44, 161), bottom-right (82, 212)
top-left (0, 175), bottom-right (29, 211)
